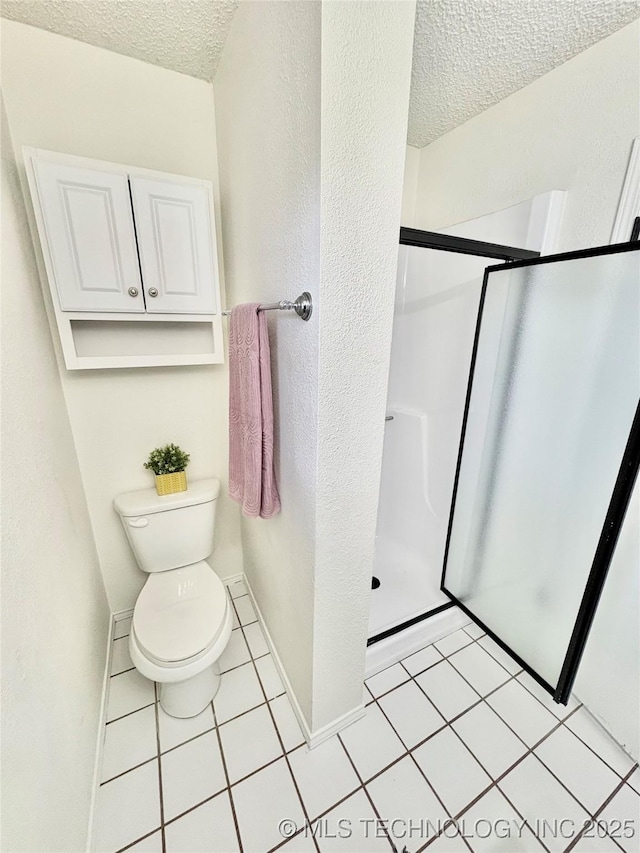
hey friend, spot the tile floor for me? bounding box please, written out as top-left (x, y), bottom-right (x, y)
top-left (94, 588), bottom-right (639, 853)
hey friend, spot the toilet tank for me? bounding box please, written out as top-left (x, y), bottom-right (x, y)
top-left (113, 478), bottom-right (220, 573)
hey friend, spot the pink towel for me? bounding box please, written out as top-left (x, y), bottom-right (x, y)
top-left (228, 303), bottom-right (281, 518)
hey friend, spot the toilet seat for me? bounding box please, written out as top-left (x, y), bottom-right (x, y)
top-left (132, 561), bottom-right (228, 666)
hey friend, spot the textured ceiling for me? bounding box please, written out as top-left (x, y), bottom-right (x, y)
top-left (0, 0), bottom-right (238, 81)
top-left (2, 0), bottom-right (638, 146)
top-left (409, 0), bottom-right (640, 147)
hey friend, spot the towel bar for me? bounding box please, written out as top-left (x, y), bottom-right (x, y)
top-left (222, 292), bottom-right (312, 321)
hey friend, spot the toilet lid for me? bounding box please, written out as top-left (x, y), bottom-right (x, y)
top-left (133, 562), bottom-right (228, 663)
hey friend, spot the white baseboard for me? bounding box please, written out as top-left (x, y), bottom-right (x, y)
top-left (306, 704), bottom-right (366, 750)
top-left (365, 605), bottom-right (470, 678)
top-left (241, 575), bottom-right (365, 750)
top-left (86, 612), bottom-right (115, 852)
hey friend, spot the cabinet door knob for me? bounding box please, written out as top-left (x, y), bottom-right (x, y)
top-left (128, 286), bottom-right (139, 297)
top-left (148, 287), bottom-right (159, 297)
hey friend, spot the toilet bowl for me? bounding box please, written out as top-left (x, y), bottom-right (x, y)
top-left (114, 478), bottom-right (232, 718)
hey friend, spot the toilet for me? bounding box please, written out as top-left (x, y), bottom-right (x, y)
top-left (113, 478), bottom-right (232, 718)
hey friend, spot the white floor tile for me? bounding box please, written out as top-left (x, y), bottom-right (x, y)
top-left (161, 731), bottom-right (226, 822)
top-left (110, 637), bottom-right (134, 676)
top-left (435, 629), bottom-right (474, 657)
top-left (364, 683), bottom-right (375, 705)
top-left (232, 757), bottom-right (305, 853)
top-left (219, 628), bottom-right (251, 673)
top-left (93, 760), bottom-right (161, 853)
top-left (255, 654), bottom-right (285, 700)
top-left (124, 831), bottom-right (163, 852)
top-left (486, 680), bottom-right (558, 747)
top-left (535, 726), bottom-right (621, 814)
top-left (460, 787), bottom-right (544, 852)
top-left (498, 755), bottom-right (589, 853)
top-left (234, 595), bottom-right (257, 626)
top-left (313, 789), bottom-right (393, 852)
top-left (219, 704), bottom-right (282, 784)
top-left (289, 737), bottom-right (360, 821)
top-left (452, 702), bottom-right (527, 779)
top-left (378, 680), bottom-right (445, 749)
top-left (416, 660), bottom-right (481, 721)
top-left (213, 661), bottom-right (265, 724)
top-left (463, 623), bottom-right (485, 640)
top-left (402, 643), bottom-right (443, 676)
top-left (157, 703), bottom-right (215, 754)
top-left (477, 636), bottom-right (522, 676)
top-left (106, 669), bottom-right (155, 723)
top-left (243, 622), bottom-right (269, 658)
top-left (228, 579), bottom-right (248, 599)
top-left (113, 616), bottom-right (132, 640)
top-left (516, 671), bottom-right (579, 720)
top-left (339, 704), bottom-right (405, 781)
top-left (101, 705), bottom-right (158, 782)
top-left (365, 663), bottom-right (410, 698)
top-left (565, 708), bottom-right (637, 778)
top-left (164, 790), bottom-right (240, 853)
top-left (448, 644), bottom-right (511, 697)
top-left (270, 694), bottom-right (305, 752)
top-left (366, 755), bottom-right (448, 849)
top-left (232, 607), bottom-right (240, 630)
top-left (413, 728), bottom-right (492, 818)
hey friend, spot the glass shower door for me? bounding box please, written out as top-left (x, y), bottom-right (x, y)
top-left (441, 242), bottom-right (640, 702)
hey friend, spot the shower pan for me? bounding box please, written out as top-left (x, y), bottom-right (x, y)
top-left (370, 225), bottom-right (639, 707)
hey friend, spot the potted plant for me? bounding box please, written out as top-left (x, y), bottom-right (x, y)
top-left (144, 443), bottom-right (191, 496)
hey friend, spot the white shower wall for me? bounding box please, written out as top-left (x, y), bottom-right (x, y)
top-left (372, 195), bottom-right (560, 638)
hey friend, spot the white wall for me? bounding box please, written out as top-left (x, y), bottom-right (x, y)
top-left (413, 20), bottom-right (640, 252)
top-left (401, 144), bottom-right (420, 227)
top-left (1, 20), bottom-right (243, 613)
top-left (407, 20), bottom-right (640, 756)
top-left (214, 0), bottom-right (416, 735)
top-left (213, 0), bottom-right (321, 725)
top-left (313, 0), bottom-right (416, 732)
top-left (1, 98), bottom-right (111, 852)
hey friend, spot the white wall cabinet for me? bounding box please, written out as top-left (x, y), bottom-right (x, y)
top-left (24, 148), bottom-right (224, 369)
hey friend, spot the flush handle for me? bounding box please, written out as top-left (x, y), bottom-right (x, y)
top-left (128, 517), bottom-right (149, 528)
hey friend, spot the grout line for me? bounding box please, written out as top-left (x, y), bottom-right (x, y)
top-left (100, 754), bottom-right (157, 786)
top-left (153, 684), bottom-right (167, 853)
top-left (116, 826), bottom-right (163, 853)
top-left (109, 666), bottom-right (136, 678)
top-left (106, 701), bottom-right (156, 726)
top-left (334, 734), bottom-right (396, 852)
top-left (211, 694), bottom-right (244, 853)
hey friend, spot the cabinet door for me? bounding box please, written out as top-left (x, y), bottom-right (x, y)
top-left (129, 177), bottom-right (218, 314)
top-left (30, 157), bottom-right (145, 312)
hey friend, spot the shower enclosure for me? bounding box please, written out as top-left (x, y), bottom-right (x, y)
top-left (370, 228), bottom-right (538, 642)
top-left (371, 225), bottom-right (639, 705)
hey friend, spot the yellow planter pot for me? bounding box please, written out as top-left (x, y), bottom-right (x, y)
top-left (155, 471), bottom-right (187, 496)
